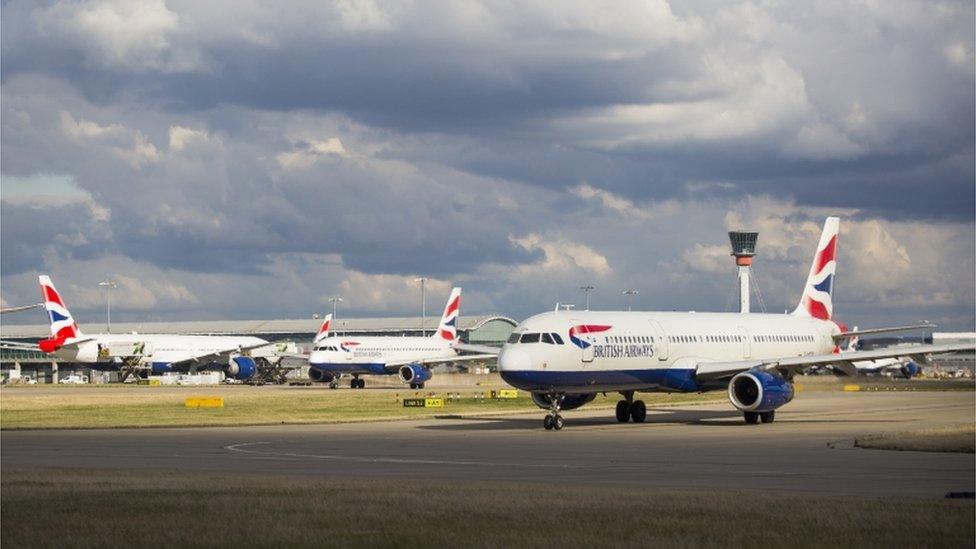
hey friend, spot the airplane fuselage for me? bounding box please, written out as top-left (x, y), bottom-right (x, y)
top-left (52, 334), bottom-right (268, 370)
top-left (498, 311), bottom-right (843, 393)
top-left (309, 335), bottom-right (455, 375)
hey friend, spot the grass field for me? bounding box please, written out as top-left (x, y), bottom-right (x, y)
top-left (2, 467), bottom-right (972, 548)
top-left (0, 386), bottom-right (724, 430)
top-left (856, 424), bottom-right (976, 453)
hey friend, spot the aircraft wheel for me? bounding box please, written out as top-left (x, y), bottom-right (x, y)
top-left (328, 381), bottom-right (338, 390)
top-left (417, 382), bottom-right (425, 389)
top-left (552, 415), bottom-right (564, 430)
top-left (615, 401), bottom-right (630, 423)
top-left (743, 411), bottom-right (760, 424)
top-left (760, 411), bottom-right (775, 424)
top-left (409, 383), bottom-right (416, 389)
top-left (544, 415), bottom-right (554, 430)
top-left (630, 400), bottom-right (647, 423)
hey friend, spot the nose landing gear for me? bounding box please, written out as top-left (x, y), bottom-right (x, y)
top-left (543, 393), bottom-right (565, 430)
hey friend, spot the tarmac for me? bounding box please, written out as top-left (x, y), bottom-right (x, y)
top-left (3, 391), bottom-right (973, 497)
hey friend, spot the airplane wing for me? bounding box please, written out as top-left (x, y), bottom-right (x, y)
top-left (383, 354), bottom-right (498, 369)
top-left (695, 342), bottom-right (975, 381)
top-left (164, 342), bottom-right (271, 369)
top-left (0, 303), bottom-right (43, 314)
top-left (832, 324), bottom-right (933, 341)
top-left (0, 340), bottom-right (41, 351)
top-left (452, 342), bottom-right (501, 355)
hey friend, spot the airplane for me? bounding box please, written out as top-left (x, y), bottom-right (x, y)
top-left (843, 329), bottom-right (922, 378)
top-left (308, 287), bottom-right (498, 389)
top-left (497, 217), bottom-right (976, 430)
top-left (33, 275), bottom-right (272, 382)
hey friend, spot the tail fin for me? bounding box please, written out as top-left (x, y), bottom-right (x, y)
top-left (793, 217), bottom-right (839, 320)
top-left (38, 276), bottom-right (82, 345)
top-left (435, 287), bottom-right (461, 341)
top-left (314, 314), bottom-right (332, 344)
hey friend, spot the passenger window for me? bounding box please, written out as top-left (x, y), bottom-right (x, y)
top-left (551, 333), bottom-right (564, 345)
top-left (542, 333), bottom-right (554, 344)
top-left (520, 333), bottom-right (540, 344)
top-left (507, 333), bottom-right (520, 344)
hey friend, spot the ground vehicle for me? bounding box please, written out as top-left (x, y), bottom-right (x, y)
top-left (59, 374), bottom-right (89, 384)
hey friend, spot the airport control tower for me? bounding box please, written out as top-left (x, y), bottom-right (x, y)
top-left (728, 231), bottom-right (759, 313)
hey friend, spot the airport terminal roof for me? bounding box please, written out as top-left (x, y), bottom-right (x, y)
top-left (0, 315), bottom-right (518, 339)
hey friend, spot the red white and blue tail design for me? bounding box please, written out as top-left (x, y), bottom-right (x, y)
top-left (793, 217), bottom-right (839, 320)
top-left (436, 287), bottom-right (461, 341)
top-left (314, 314), bottom-right (332, 344)
top-left (38, 276), bottom-right (82, 351)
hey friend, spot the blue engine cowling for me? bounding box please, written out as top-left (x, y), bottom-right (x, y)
top-left (151, 362), bottom-right (174, 374)
top-left (728, 369), bottom-right (794, 413)
top-left (399, 364), bottom-right (432, 384)
top-left (530, 393), bottom-right (597, 411)
top-left (901, 361), bottom-right (920, 379)
top-left (226, 356), bottom-right (258, 381)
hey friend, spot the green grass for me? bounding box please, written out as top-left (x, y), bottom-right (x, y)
top-left (0, 386), bottom-right (722, 430)
top-left (856, 424), bottom-right (976, 453)
top-left (2, 467), bottom-right (972, 548)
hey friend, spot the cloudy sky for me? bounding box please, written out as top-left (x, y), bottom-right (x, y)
top-left (2, 0), bottom-right (974, 331)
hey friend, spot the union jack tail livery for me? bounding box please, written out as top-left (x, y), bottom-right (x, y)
top-left (436, 287), bottom-right (461, 341)
top-left (38, 275), bottom-right (82, 352)
top-left (793, 217), bottom-right (839, 320)
top-left (314, 314), bottom-right (332, 344)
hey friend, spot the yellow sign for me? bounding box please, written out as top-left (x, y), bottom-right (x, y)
top-left (424, 398), bottom-right (444, 408)
top-left (185, 397), bottom-right (224, 408)
top-left (842, 384), bottom-right (861, 392)
top-left (491, 389), bottom-right (518, 399)
top-left (148, 379), bottom-right (161, 386)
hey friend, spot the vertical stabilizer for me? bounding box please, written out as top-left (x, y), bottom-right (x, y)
top-left (314, 314), bottom-right (332, 344)
top-left (38, 276), bottom-right (82, 350)
top-left (435, 287), bottom-right (461, 341)
top-left (793, 217), bottom-right (839, 320)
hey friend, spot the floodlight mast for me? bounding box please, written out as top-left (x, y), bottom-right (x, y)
top-left (728, 231), bottom-right (759, 313)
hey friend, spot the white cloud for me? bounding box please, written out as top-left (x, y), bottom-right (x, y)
top-left (168, 126), bottom-right (215, 152)
top-left (276, 138), bottom-right (349, 170)
top-left (60, 111), bottom-right (159, 168)
top-left (571, 183), bottom-right (650, 220)
top-left (510, 233), bottom-right (611, 278)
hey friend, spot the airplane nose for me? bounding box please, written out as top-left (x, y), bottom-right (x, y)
top-left (498, 347), bottom-right (530, 371)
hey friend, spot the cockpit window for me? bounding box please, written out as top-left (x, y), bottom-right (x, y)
top-left (551, 333), bottom-right (564, 345)
top-left (507, 333), bottom-right (520, 344)
top-left (520, 333), bottom-right (540, 344)
top-left (541, 333), bottom-right (554, 344)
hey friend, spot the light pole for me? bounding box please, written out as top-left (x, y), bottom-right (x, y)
top-left (623, 289), bottom-right (639, 311)
top-left (580, 285), bottom-right (594, 310)
top-left (328, 296), bottom-right (343, 321)
top-left (414, 277), bottom-right (427, 336)
top-left (98, 281), bottom-right (117, 333)
top-left (559, 304), bottom-right (575, 311)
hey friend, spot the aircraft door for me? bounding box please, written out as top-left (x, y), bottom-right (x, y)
top-left (571, 319), bottom-right (596, 363)
top-left (650, 321), bottom-right (669, 361)
top-left (737, 326), bottom-right (751, 359)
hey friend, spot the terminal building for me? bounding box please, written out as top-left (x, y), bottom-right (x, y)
top-left (0, 315), bottom-right (517, 384)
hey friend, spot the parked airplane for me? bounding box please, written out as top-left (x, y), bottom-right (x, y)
top-left (35, 276), bottom-right (271, 381)
top-left (844, 329), bottom-right (922, 378)
top-left (308, 287), bottom-right (498, 389)
top-left (497, 217), bottom-right (975, 430)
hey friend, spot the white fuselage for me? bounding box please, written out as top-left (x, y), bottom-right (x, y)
top-left (52, 334), bottom-right (268, 369)
top-left (498, 311), bottom-right (842, 393)
top-left (309, 335), bottom-right (455, 375)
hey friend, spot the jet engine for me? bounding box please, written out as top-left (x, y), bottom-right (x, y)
top-left (530, 392), bottom-right (596, 411)
top-left (398, 364), bottom-right (432, 385)
top-left (900, 361), bottom-right (920, 379)
top-left (151, 362), bottom-right (174, 374)
top-left (226, 356), bottom-right (257, 381)
top-left (728, 369), bottom-right (794, 412)
top-left (308, 368), bottom-right (335, 383)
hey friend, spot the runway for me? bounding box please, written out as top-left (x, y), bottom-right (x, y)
top-left (3, 391), bottom-right (973, 497)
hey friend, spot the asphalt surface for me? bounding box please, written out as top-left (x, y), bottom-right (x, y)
top-left (3, 391), bottom-right (973, 497)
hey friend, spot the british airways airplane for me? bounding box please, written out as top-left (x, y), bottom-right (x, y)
top-left (308, 287), bottom-right (498, 389)
top-left (34, 276), bottom-right (270, 381)
top-left (498, 218), bottom-right (974, 430)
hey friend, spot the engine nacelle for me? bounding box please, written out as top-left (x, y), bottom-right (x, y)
top-left (530, 392), bottom-right (596, 411)
top-left (308, 368), bottom-right (335, 383)
top-left (901, 361), bottom-right (920, 379)
top-left (399, 364), bottom-right (432, 384)
top-left (151, 362), bottom-right (174, 375)
top-left (226, 356), bottom-right (257, 381)
top-left (728, 369), bottom-right (794, 413)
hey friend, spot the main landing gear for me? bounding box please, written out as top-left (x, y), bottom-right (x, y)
top-left (743, 410), bottom-right (775, 424)
top-left (615, 392), bottom-right (647, 423)
top-left (543, 393), bottom-right (565, 431)
top-left (350, 376), bottom-right (365, 389)
top-left (408, 382), bottom-right (425, 390)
